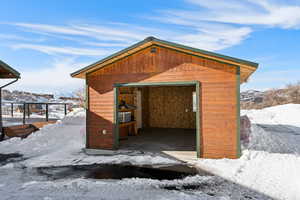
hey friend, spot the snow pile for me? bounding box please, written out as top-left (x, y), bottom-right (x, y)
top-left (242, 104), bottom-right (300, 154)
top-left (242, 104), bottom-right (300, 127)
top-left (193, 104), bottom-right (300, 200)
top-left (0, 108), bottom-right (85, 156)
top-left (0, 108), bottom-right (178, 167)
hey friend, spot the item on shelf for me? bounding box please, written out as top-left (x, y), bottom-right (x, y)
top-left (119, 100), bottom-right (128, 109)
top-left (118, 111), bottom-right (131, 123)
top-left (118, 100), bottom-right (136, 110)
top-left (127, 104), bottom-right (137, 110)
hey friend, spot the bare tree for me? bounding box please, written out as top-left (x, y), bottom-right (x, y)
top-left (73, 88), bottom-right (85, 108)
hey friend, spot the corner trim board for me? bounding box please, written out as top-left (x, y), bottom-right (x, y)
top-left (196, 81), bottom-right (201, 158)
top-left (236, 67), bottom-right (241, 157)
top-left (113, 87), bottom-right (119, 148)
top-left (85, 74), bottom-right (90, 148)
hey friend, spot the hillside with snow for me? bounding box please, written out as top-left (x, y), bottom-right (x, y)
top-left (0, 104), bottom-right (300, 199)
top-left (2, 89), bottom-right (80, 103)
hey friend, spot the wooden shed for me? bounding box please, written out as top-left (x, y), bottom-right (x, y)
top-left (71, 37), bottom-right (258, 159)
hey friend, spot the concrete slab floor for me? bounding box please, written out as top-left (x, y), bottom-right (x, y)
top-left (120, 128), bottom-right (197, 162)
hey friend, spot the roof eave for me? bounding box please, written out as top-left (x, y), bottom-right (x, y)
top-left (0, 60), bottom-right (21, 79)
top-left (70, 37), bottom-right (155, 78)
top-left (151, 37), bottom-right (259, 68)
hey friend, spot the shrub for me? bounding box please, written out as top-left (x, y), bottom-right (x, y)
top-left (241, 81), bottom-right (300, 109)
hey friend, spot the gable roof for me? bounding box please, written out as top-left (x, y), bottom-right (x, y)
top-left (71, 36), bottom-right (258, 82)
top-left (0, 60), bottom-right (20, 79)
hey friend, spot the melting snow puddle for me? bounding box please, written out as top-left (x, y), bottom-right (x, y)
top-left (37, 164), bottom-right (198, 181)
top-left (0, 159), bottom-right (271, 199)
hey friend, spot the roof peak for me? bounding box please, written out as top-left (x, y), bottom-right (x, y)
top-left (71, 37), bottom-right (258, 79)
top-left (144, 36), bottom-right (157, 41)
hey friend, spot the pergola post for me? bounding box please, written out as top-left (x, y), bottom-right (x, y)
top-left (23, 103), bottom-right (26, 125)
top-left (27, 103), bottom-right (30, 118)
top-left (45, 104), bottom-right (49, 122)
top-left (64, 104), bottom-right (67, 116)
top-left (11, 103), bottom-right (13, 117)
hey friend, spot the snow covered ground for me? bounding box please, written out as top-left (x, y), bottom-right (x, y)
top-left (0, 104), bottom-right (300, 199)
top-left (192, 104), bottom-right (300, 200)
top-left (0, 108), bottom-right (178, 168)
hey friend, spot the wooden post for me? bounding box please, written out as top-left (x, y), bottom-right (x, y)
top-left (27, 104), bottom-right (30, 118)
top-left (64, 104), bottom-right (67, 116)
top-left (11, 103), bottom-right (13, 117)
top-left (23, 103), bottom-right (26, 125)
top-left (45, 104), bottom-right (49, 122)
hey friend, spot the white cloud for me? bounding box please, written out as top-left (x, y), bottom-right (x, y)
top-left (72, 24), bottom-right (144, 41)
top-left (165, 0), bottom-right (300, 29)
top-left (7, 14), bottom-right (257, 55)
top-left (6, 57), bottom-right (85, 93)
top-left (7, 22), bottom-right (176, 55)
top-left (14, 23), bottom-right (90, 36)
top-left (148, 0), bottom-right (300, 52)
top-left (0, 33), bottom-right (44, 42)
top-left (146, 0), bottom-right (300, 51)
top-left (0, 33), bottom-right (29, 41)
top-left (172, 24), bottom-right (252, 51)
top-left (6, 0), bottom-right (300, 57)
top-left (12, 23), bottom-right (152, 43)
top-left (82, 41), bottom-right (129, 47)
top-left (11, 43), bottom-right (111, 56)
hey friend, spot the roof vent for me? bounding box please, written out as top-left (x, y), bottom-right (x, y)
top-left (150, 47), bottom-right (157, 53)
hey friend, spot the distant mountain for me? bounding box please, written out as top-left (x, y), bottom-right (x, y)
top-left (1, 89), bottom-right (79, 104)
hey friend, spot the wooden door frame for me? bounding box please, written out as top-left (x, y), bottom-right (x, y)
top-left (113, 81), bottom-right (201, 158)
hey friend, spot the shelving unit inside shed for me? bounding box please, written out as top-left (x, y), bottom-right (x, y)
top-left (118, 87), bottom-right (138, 139)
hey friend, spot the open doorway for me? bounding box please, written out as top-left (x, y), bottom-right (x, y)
top-left (114, 82), bottom-right (200, 159)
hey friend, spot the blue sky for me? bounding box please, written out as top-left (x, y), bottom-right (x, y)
top-left (1, 0), bottom-right (300, 94)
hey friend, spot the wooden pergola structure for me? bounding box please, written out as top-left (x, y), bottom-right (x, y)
top-left (0, 60), bottom-right (20, 140)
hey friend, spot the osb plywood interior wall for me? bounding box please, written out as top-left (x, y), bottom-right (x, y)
top-left (142, 86), bottom-right (196, 129)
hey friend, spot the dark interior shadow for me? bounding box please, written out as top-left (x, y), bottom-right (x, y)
top-left (120, 128), bottom-right (196, 152)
